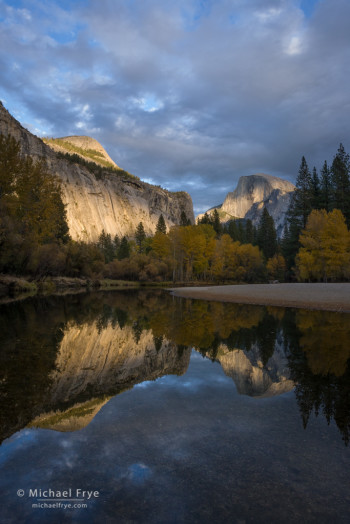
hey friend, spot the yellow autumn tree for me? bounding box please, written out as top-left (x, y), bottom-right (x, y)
top-left (210, 234), bottom-right (236, 280)
top-left (151, 231), bottom-right (171, 260)
top-left (233, 243), bottom-right (265, 282)
top-left (266, 254), bottom-right (286, 281)
top-left (296, 209), bottom-right (350, 281)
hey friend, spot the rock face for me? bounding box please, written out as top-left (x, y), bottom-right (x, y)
top-left (216, 340), bottom-right (294, 397)
top-left (201, 173), bottom-right (295, 236)
top-left (0, 102), bottom-right (194, 241)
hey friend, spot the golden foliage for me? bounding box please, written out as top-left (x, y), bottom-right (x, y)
top-left (266, 254), bottom-right (286, 281)
top-left (296, 209), bottom-right (350, 281)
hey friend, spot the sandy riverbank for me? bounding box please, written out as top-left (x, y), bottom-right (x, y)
top-left (171, 283), bottom-right (350, 312)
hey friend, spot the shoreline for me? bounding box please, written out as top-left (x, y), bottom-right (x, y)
top-left (170, 283), bottom-right (350, 312)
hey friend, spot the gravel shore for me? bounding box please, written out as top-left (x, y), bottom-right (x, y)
top-left (171, 283), bottom-right (350, 312)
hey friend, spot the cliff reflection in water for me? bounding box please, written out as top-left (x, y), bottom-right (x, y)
top-left (1, 289), bottom-right (350, 445)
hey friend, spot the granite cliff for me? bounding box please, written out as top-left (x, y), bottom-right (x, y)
top-left (0, 102), bottom-right (194, 241)
top-left (200, 173), bottom-right (295, 236)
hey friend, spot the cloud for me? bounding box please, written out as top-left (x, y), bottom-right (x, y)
top-left (1, 0), bottom-right (349, 213)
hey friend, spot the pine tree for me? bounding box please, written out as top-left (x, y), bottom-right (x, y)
top-left (319, 160), bottom-right (331, 212)
top-left (180, 210), bottom-right (191, 226)
top-left (330, 143), bottom-right (350, 224)
top-left (114, 234), bottom-right (120, 251)
top-left (311, 166), bottom-right (320, 209)
top-left (117, 236), bottom-right (130, 260)
top-left (135, 222), bottom-right (146, 253)
top-left (237, 220), bottom-right (245, 243)
top-left (289, 156), bottom-right (314, 229)
top-left (227, 220), bottom-right (239, 242)
top-left (97, 229), bottom-right (115, 262)
top-left (212, 208), bottom-right (222, 237)
top-left (245, 219), bottom-right (255, 244)
top-left (256, 207), bottom-right (277, 259)
top-left (156, 214), bottom-right (167, 234)
top-left (285, 156), bottom-right (314, 270)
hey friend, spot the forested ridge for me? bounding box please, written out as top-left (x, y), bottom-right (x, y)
top-left (0, 134), bottom-right (349, 283)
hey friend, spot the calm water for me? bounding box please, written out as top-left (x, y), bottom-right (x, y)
top-left (0, 289), bottom-right (349, 523)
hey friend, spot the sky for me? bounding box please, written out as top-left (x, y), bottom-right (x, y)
top-left (1, 0), bottom-right (350, 214)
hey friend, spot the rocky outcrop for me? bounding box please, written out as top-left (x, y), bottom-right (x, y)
top-left (0, 102), bottom-right (194, 241)
top-left (200, 173), bottom-right (295, 236)
top-left (216, 341), bottom-right (294, 397)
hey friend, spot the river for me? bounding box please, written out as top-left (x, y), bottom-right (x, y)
top-left (0, 289), bottom-right (349, 523)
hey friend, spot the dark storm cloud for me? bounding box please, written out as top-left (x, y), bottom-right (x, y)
top-left (1, 0), bottom-right (350, 213)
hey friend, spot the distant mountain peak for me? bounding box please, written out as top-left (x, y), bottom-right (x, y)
top-left (198, 173), bottom-right (295, 236)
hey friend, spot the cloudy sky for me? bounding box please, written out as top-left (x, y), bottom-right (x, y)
top-left (1, 0), bottom-right (349, 213)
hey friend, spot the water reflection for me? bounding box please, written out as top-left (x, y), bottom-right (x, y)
top-left (1, 289), bottom-right (350, 445)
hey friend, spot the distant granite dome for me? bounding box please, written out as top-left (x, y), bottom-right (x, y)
top-left (199, 173), bottom-right (295, 236)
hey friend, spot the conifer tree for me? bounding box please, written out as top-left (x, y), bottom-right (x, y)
top-left (257, 207), bottom-right (277, 259)
top-left (285, 156), bottom-right (314, 269)
top-left (319, 160), bottom-right (331, 212)
top-left (180, 210), bottom-right (191, 226)
top-left (227, 220), bottom-right (239, 242)
top-left (312, 166), bottom-right (320, 209)
top-left (117, 236), bottom-right (130, 260)
top-left (135, 222), bottom-right (146, 253)
top-left (212, 208), bottom-right (222, 237)
top-left (156, 214), bottom-right (167, 234)
top-left (330, 143), bottom-right (350, 224)
top-left (245, 219), bottom-right (255, 245)
top-left (97, 229), bottom-right (115, 262)
top-left (289, 156), bottom-right (314, 229)
top-left (237, 220), bottom-right (245, 243)
top-left (114, 234), bottom-right (120, 251)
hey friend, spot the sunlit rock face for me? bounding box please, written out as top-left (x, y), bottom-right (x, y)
top-left (0, 102), bottom-right (194, 241)
top-left (216, 341), bottom-right (294, 397)
top-left (47, 135), bottom-right (120, 168)
top-left (200, 173), bottom-right (295, 236)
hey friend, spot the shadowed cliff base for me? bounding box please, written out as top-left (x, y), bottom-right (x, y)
top-left (171, 283), bottom-right (350, 312)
